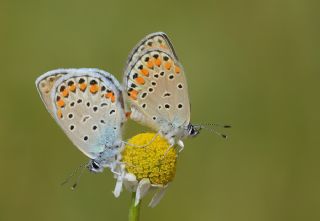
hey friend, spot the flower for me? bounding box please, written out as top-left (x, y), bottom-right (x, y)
top-left (113, 133), bottom-right (178, 207)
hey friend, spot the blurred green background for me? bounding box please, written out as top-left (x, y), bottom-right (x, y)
top-left (1, 0), bottom-right (319, 220)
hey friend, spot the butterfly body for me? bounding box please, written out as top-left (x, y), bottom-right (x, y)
top-left (36, 68), bottom-right (125, 172)
top-left (123, 32), bottom-right (200, 147)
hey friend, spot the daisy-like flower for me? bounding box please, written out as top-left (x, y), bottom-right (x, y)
top-left (113, 133), bottom-right (178, 208)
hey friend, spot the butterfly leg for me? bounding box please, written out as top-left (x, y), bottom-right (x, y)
top-left (157, 143), bottom-right (176, 165)
top-left (177, 140), bottom-right (184, 152)
top-left (113, 164), bottom-right (126, 197)
top-left (122, 131), bottom-right (161, 148)
top-left (110, 163), bottom-right (121, 176)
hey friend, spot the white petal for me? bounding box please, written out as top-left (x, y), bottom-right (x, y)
top-left (112, 176), bottom-right (123, 198)
top-left (148, 185), bottom-right (168, 208)
top-left (125, 173), bottom-right (137, 182)
top-left (135, 178), bottom-right (151, 206)
top-left (123, 173), bottom-right (138, 192)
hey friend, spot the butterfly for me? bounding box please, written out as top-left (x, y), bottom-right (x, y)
top-left (35, 68), bottom-right (126, 174)
top-left (123, 32), bottom-right (203, 150)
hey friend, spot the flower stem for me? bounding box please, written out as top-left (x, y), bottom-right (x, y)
top-left (128, 192), bottom-right (140, 221)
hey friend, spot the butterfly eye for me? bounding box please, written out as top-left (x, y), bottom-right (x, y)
top-left (91, 160), bottom-right (100, 169)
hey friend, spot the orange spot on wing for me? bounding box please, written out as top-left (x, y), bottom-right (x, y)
top-left (140, 69), bottom-right (149, 76)
top-left (69, 85), bottom-right (76, 92)
top-left (56, 99), bottom-right (65, 108)
top-left (147, 59), bottom-right (154, 68)
top-left (155, 58), bottom-right (162, 67)
top-left (57, 109), bottom-right (63, 119)
top-left (90, 84), bottom-right (99, 94)
top-left (61, 89), bottom-right (69, 97)
top-left (125, 112), bottom-right (131, 118)
top-left (80, 83), bottom-right (87, 91)
top-left (160, 44), bottom-right (168, 49)
top-left (111, 94), bottom-right (116, 103)
top-left (105, 92), bottom-right (116, 102)
top-left (135, 77), bottom-right (145, 85)
top-left (105, 92), bottom-right (112, 98)
top-left (129, 90), bottom-right (138, 100)
top-left (175, 66), bottom-right (181, 74)
top-left (165, 61), bottom-right (172, 70)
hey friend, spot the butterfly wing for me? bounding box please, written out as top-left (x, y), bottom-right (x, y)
top-left (125, 32), bottom-right (179, 77)
top-left (36, 68), bottom-right (125, 159)
top-left (35, 69), bottom-right (67, 117)
top-left (124, 33), bottom-right (190, 134)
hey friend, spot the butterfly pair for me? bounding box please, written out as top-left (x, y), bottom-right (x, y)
top-left (36, 32), bottom-right (203, 174)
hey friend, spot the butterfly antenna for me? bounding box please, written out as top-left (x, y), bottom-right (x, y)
top-left (60, 163), bottom-right (87, 187)
top-left (200, 123), bottom-right (232, 128)
top-left (194, 123), bottom-right (231, 139)
top-left (71, 165), bottom-right (86, 190)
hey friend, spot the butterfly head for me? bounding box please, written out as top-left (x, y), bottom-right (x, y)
top-left (186, 124), bottom-right (201, 137)
top-left (87, 160), bottom-right (104, 173)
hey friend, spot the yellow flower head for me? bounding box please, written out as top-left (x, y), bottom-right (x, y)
top-left (121, 133), bottom-right (177, 185)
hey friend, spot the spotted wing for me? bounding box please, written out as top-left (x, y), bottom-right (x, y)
top-left (124, 36), bottom-right (190, 133)
top-left (125, 32), bottom-right (179, 77)
top-left (36, 69), bottom-right (125, 159)
top-left (35, 69), bottom-right (67, 117)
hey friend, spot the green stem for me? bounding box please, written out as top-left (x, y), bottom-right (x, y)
top-left (128, 192), bottom-right (140, 221)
